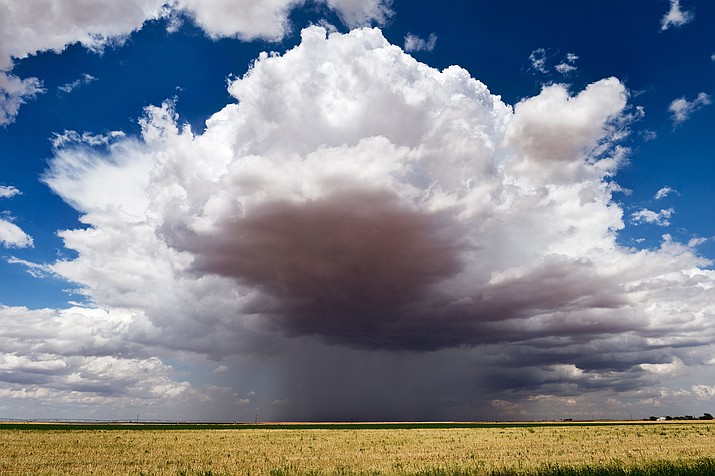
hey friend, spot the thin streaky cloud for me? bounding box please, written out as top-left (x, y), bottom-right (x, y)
top-left (58, 73), bottom-right (97, 94)
top-left (530, 49), bottom-right (578, 75)
top-left (6, 257), bottom-right (55, 279)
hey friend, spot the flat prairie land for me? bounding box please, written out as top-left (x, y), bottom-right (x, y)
top-left (1, 421), bottom-right (714, 475)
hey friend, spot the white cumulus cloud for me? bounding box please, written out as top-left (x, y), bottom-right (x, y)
top-left (0, 219), bottom-right (33, 248)
top-left (176, 0), bottom-right (302, 41)
top-left (0, 305), bottom-right (206, 417)
top-left (325, 0), bottom-right (393, 28)
top-left (631, 208), bottom-right (674, 226)
top-left (504, 78), bottom-right (627, 166)
top-left (164, 0), bottom-right (393, 41)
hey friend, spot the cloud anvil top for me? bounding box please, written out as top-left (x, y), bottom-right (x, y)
top-left (0, 0), bottom-right (713, 422)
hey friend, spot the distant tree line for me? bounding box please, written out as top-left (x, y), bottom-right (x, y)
top-left (647, 413), bottom-right (713, 421)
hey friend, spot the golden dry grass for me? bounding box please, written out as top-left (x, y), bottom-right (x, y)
top-left (1, 422), bottom-right (714, 475)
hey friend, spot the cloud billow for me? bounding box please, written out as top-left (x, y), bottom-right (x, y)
top-left (39, 27), bottom-right (715, 416)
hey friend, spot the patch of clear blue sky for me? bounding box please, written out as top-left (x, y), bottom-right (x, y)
top-left (1, 0), bottom-right (713, 308)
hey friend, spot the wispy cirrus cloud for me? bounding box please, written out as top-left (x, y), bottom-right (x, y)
top-left (529, 48), bottom-right (549, 73)
top-left (0, 72), bottom-right (44, 125)
top-left (404, 33), bottom-right (437, 52)
top-left (554, 53), bottom-right (578, 74)
top-left (660, 0), bottom-right (694, 31)
top-left (58, 73), bottom-right (97, 94)
top-left (51, 130), bottom-right (126, 148)
top-left (6, 257), bottom-right (55, 278)
top-left (529, 49), bottom-right (578, 75)
top-left (655, 186), bottom-right (677, 200)
top-left (669, 92), bottom-right (711, 124)
top-left (0, 185), bottom-right (20, 198)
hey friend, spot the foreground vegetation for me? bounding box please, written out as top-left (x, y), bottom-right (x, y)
top-left (1, 421), bottom-right (714, 475)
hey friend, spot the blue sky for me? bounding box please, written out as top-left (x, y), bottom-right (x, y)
top-left (0, 0), bottom-right (713, 421)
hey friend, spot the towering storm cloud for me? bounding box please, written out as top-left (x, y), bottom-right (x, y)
top-left (36, 26), bottom-right (715, 419)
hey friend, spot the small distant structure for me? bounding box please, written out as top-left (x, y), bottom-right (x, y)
top-left (649, 413), bottom-right (712, 421)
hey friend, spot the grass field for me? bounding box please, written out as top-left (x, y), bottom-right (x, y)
top-left (1, 421), bottom-right (714, 475)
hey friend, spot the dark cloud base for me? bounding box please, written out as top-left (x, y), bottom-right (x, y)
top-left (187, 188), bottom-right (471, 349)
